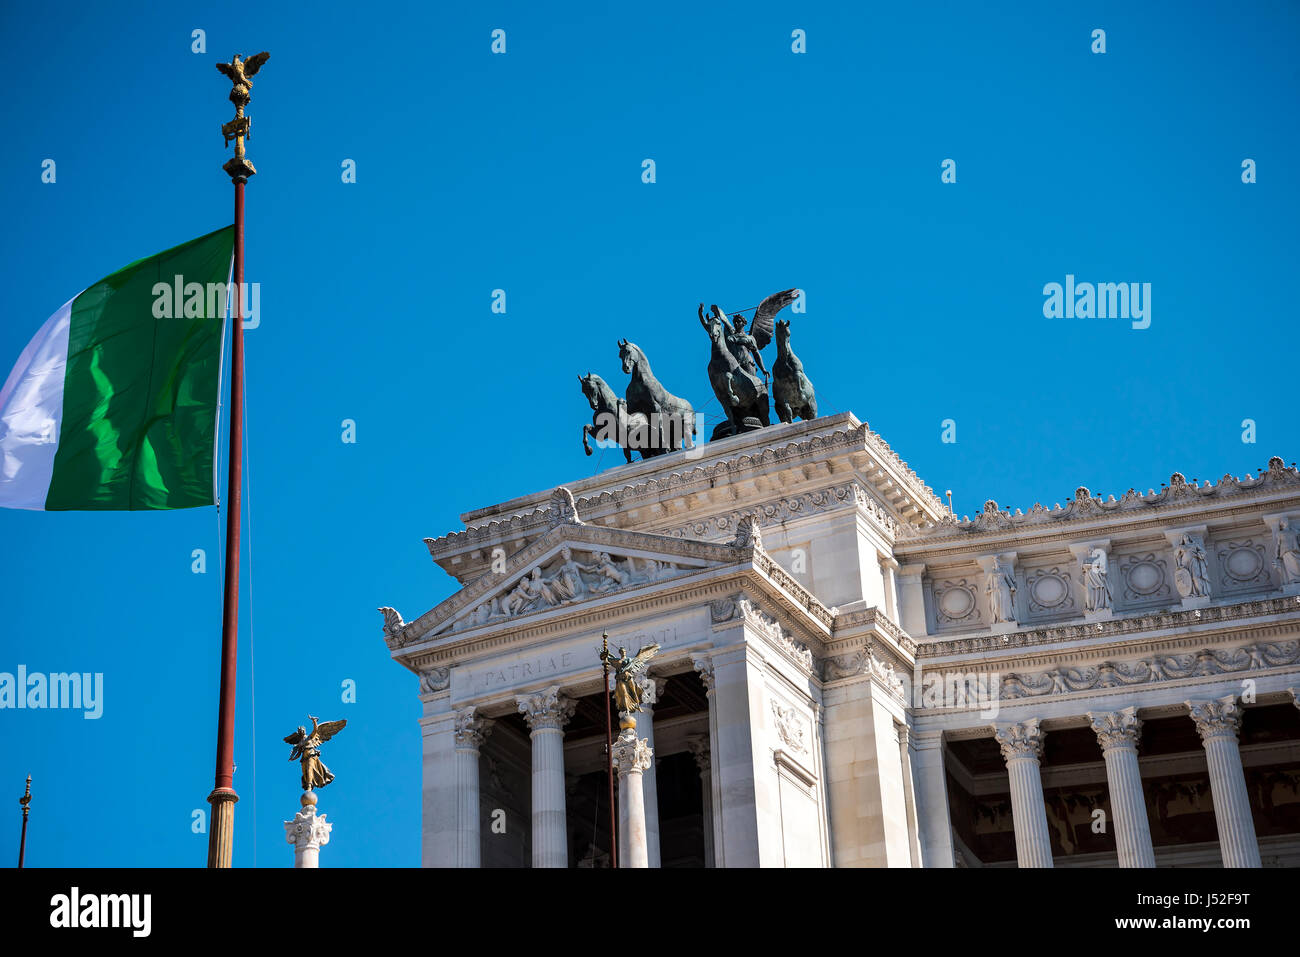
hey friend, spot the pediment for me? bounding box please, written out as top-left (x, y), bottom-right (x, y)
top-left (400, 519), bottom-right (750, 644)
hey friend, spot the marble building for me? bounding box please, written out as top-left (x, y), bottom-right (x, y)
top-left (379, 413), bottom-right (1300, 867)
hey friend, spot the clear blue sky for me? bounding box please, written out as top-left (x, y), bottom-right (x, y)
top-left (1, 1), bottom-right (1296, 866)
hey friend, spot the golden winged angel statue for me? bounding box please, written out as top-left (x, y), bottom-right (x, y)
top-left (599, 643), bottom-right (661, 719)
top-left (284, 715), bottom-right (347, 791)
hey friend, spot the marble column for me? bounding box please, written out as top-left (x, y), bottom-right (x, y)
top-left (993, 718), bottom-right (1053, 868)
top-left (692, 652), bottom-right (724, 867)
top-left (284, 792), bottom-right (332, 868)
top-left (687, 732), bottom-right (715, 867)
top-left (612, 727), bottom-right (653, 868)
top-left (632, 674), bottom-right (666, 867)
top-left (453, 705), bottom-right (493, 868)
top-left (911, 729), bottom-right (955, 867)
top-left (1186, 695), bottom-right (1261, 868)
top-left (1087, 707), bottom-right (1154, 867)
top-left (895, 723), bottom-right (923, 868)
top-left (516, 686), bottom-right (576, 868)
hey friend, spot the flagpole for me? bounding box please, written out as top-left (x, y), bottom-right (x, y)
top-left (17, 775), bottom-right (31, 868)
top-left (601, 631), bottom-right (617, 868)
top-left (208, 52), bottom-right (268, 868)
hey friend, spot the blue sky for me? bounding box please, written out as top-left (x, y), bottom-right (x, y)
top-left (1, 1), bottom-right (1296, 866)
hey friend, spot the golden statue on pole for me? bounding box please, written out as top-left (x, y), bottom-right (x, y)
top-left (599, 643), bottom-right (661, 729)
top-left (215, 52), bottom-right (269, 179)
top-left (284, 715), bottom-right (347, 791)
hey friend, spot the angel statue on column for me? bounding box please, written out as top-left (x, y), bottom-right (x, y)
top-left (600, 644), bottom-right (661, 724)
top-left (284, 715), bottom-right (348, 791)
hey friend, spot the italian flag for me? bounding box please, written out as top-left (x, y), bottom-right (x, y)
top-left (0, 226), bottom-right (235, 510)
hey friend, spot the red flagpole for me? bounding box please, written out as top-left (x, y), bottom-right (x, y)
top-left (208, 53), bottom-right (266, 867)
top-left (602, 632), bottom-right (617, 868)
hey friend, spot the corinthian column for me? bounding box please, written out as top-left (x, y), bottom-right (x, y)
top-left (516, 686), bottom-right (576, 868)
top-left (993, 718), bottom-right (1053, 868)
top-left (632, 674), bottom-right (666, 867)
top-left (686, 732), bottom-right (715, 867)
top-left (612, 728), bottom-right (654, 868)
top-left (284, 792), bottom-right (332, 868)
top-left (1186, 695), bottom-right (1261, 868)
top-left (453, 705), bottom-right (493, 868)
top-left (1087, 707), bottom-right (1154, 867)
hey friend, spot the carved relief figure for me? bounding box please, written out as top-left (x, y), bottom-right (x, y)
top-left (1275, 518), bottom-right (1300, 585)
top-left (547, 546), bottom-right (592, 602)
top-left (589, 551), bottom-right (629, 591)
top-left (987, 559), bottom-right (1018, 623)
top-left (1173, 533), bottom-right (1212, 598)
top-left (1081, 547), bottom-right (1113, 612)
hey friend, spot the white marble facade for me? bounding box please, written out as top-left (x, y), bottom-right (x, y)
top-left (382, 413), bottom-right (1300, 867)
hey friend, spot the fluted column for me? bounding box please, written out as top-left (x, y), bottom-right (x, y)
top-left (516, 686), bottom-right (576, 868)
top-left (692, 652), bottom-right (724, 866)
top-left (612, 728), bottom-right (653, 868)
top-left (687, 732), bottom-right (715, 867)
top-left (1087, 707), bottom-right (1154, 867)
top-left (453, 705), bottom-right (493, 868)
top-left (632, 674), bottom-right (666, 867)
top-left (1186, 695), bottom-right (1261, 868)
top-left (993, 718), bottom-right (1053, 868)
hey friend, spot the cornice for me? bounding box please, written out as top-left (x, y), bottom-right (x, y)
top-left (897, 457), bottom-right (1300, 548)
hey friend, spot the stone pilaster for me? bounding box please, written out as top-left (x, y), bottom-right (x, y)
top-left (911, 729), bottom-right (955, 867)
top-left (453, 705), bottom-right (493, 868)
top-left (284, 793), bottom-right (332, 868)
top-left (516, 686), bottom-right (576, 868)
top-left (612, 728), bottom-right (653, 868)
top-left (692, 651), bottom-right (724, 866)
top-left (993, 718), bottom-right (1053, 868)
top-left (686, 732), bottom-right (714, 867)
top-left (632, 674), bottom-right (666, 867)
top-left (1186, 695), bottom-right (1261, 868)
top-left (1087, 707), bottom-right (1154, 867)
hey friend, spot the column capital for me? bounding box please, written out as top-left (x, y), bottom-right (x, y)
top-left (634, 673), bottom-right (667, 711)
top-left (284, 803), bottom-right (332, 852)
top-left (612, 728), bottom-right (653, 776)
top-left (691, 652), bottom-right (716, 692)
top-left (516, 685), bottom-right (576, 733)
top-left (453, 705), bottom-right (494, 749)
top-left (993, 717), bottom-right (1044, 762)
top-left (1186, 694), bottom-right (1243, 742)
top-left (686, 731), bottom-right (711, 773)
top-left (1088, 706), bottom-right (1142, 752)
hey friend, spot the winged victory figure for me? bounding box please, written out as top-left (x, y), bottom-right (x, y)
top-left (215, 52), bottom-right (271, 95)
top-left (599, 644), bottom-right (661, 716)
top-left (284, 715), bottom-right (348, 791)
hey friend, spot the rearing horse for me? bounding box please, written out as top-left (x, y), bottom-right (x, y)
top-left (617, 339), bottom-right (696, 455)
top-left (579, 372), bottom-right (648, 465)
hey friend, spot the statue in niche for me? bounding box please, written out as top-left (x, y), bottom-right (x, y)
top-left (1081, 547), bottom-right (1113, 612)
top-left (1173, 533), bottom-right (1211, 598)
top-left (1275, 518), bottom-right (1300, 585)
top-left (987, 559), bottom-right (1018, 623)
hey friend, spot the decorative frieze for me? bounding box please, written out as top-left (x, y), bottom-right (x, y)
top-left (821, 647), bottom-right (907, 700)
top-left (996, 639), bottom-right (1299, 701)
top-left (897, 457), bottom-right (1300, 541)
top-left (711, 592), bottom-right (815, 673)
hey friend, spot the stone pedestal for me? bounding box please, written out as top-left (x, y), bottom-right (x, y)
top-left (993, 718), bottom-right (1053, 868)
top-left (1186, 695), bottom-right (1262, 868)
top-left (517, 686), bottom-right (576, 868)
top-left (1088, 707), bottom-right (1155, 867)
top-left (612, 727), bottom-right (653, 868)
top-left (284, 791), bottom-right (332, 868)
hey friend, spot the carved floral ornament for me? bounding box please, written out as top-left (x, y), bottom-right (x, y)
top-left (710, 592), bottom-right (815, 673)
top-left (898, 457), bottom-right (1300, 541)
top-left (822, 647), bottom-right (907, 700)
top-left (991, 638), bottom-right (1298, 702)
